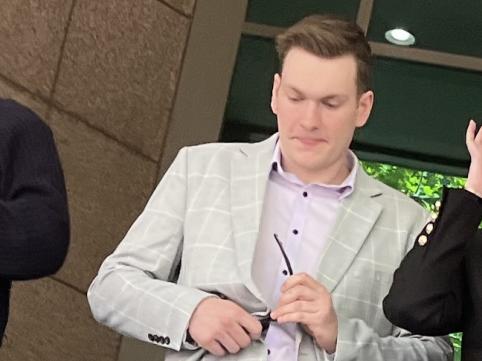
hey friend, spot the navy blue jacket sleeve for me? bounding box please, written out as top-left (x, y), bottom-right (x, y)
top-left (383, 187), bottom-right (482, 335)
top-left (0, 99), bottom-right (69, 280)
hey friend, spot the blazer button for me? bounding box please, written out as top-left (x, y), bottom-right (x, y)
top-left (165, 336), bottom-right (170, 345)
top-left (425, 222), bottom-right (434, 234)
top-left (148, 334), bottom-right (154, 341)
top-left (159, 336), bottom-right (165, 344)
top-left (418, 235), bottom-right (428, 246)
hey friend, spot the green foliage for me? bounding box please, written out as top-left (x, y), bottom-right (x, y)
top-left (450, 333), bottom-right (463, 361)
top-left (361, 160), bottom-right (466, 360)
top-left (361, 161), bottom-right (466, 211)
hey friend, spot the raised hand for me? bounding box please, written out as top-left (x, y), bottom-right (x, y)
top-left (465, 119), bottom-right (482, 197)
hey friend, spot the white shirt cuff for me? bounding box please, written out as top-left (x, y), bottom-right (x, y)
top-left (324, 349), bottom-right (336, 360)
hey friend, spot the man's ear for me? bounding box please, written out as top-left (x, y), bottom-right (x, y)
top-left (271, 73), bottom-right (281, 115)
top-left (355, 90), bottom-right (374, 128)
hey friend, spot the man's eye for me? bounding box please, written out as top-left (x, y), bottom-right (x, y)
top-left (324, 102), bottom-right (339, 108)
top-left (288, 97), bottom-right (302, 102)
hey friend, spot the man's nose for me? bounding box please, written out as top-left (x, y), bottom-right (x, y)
top-left (300, 102), bottom-right (320, 130)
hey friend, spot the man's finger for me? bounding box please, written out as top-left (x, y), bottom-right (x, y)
top-left (466, 119), bottom-right (476, 148)
top-left (216, 332), bottom-right (240, 354)
top-left (239, 314), bottom-right (262, 340)
top-left (277, 310), bottom-right (310, 324)
top-left (227, 323), bottom-right (252, 349)
top-left (281, 272), bottom-right (320, 292)
top-left (206, 340), bottom-right (226, 357)
top-left (272, 300), bottom-right (317, 320)
top-left (277, 285), bottom-right (317, 307)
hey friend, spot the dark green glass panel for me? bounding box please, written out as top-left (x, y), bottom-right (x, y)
top-left (367, 0), bottom-right (482, 58)
top-left (246, 0), bottom-right (360, 27)
top-left (360, 57), bottom-right (482, 163)
top-left (224, 35), bottom-right (278, 130)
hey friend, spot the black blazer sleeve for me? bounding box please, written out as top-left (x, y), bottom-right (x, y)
top-left (383, 187), bottom-right (482, 335)
top-left (0, 99), bottom-right (69, 280)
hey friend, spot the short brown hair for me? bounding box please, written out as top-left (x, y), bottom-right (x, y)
top-left (275, 14), bottom-right (373, 93)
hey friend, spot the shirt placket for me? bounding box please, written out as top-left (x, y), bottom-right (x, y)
top-left (267, 185), bottom-right (311, 360)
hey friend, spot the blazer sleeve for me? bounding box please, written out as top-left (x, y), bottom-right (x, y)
top-left (87, 147), bottom-right (215, 352)
top-left (383, 187), bottom-right (482, 335)
top-left (0, 100), bottom-right (69, 280)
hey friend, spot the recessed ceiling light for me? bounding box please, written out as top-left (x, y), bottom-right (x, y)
top-left (385, 28), bottom-right (416, 46)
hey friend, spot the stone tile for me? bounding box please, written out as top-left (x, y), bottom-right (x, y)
top-left (0, 77), bottom-right (49, 119)
top-left (0, 278), bottom-right (120, 361)
top-left (46, 109), bottom-right (158, 292)
top-left (54, 0), bottom-right (191, 160)
top-left (118, 336), bottom-right (165, 361)
top-left (164, 0), bottom-right (196, 16)
top-left (0, 0), bottom-right (73, 98)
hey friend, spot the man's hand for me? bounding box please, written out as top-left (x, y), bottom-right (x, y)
top-left (188, 297), bottom-right (262, 357)
top-left (271, 273), bottom-right (338, 354)
top-left (466, 119), bottom-right (482, 197)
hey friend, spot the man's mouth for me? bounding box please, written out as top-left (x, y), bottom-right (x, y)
top-left (294, 137), bottom-right (327, 146)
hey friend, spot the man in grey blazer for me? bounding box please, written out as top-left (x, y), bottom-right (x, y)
top-left (88, 15), bottom-right (452, 360)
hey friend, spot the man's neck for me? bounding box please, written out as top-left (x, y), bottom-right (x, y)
top-left (281, 157), bottom-right (352, 185)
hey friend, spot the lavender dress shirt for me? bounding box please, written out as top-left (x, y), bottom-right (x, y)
top-left (251, 140), bottom-right (358, 360)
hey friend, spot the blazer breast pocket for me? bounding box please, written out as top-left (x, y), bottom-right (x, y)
top-left (334, 263), bottom-right (394, 321)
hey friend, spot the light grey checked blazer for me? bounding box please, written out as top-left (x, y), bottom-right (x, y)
top-left (88, 134), bottom-right (453, 361)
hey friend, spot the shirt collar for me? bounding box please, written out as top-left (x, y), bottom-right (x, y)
top-left (270, 138), bottom-right (358, 199)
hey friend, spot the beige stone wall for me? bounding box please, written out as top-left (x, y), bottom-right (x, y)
top-left (0, 0), bottom-right (195, 360)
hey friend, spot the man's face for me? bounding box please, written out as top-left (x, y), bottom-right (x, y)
top-left (271, 47), bottom-right (374, 182)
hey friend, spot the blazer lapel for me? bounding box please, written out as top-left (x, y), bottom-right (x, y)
top-left (315, 170), bottom-right (383, 293)
top-left (230, 134), bottom-right (278, 301)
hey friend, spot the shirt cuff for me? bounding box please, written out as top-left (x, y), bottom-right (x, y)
top-left (181, 330), bottom-right (199, 350)
top-left (324, 350), bottom-right (336, 361)
top-left (180, 293), bottom-right (221, 350)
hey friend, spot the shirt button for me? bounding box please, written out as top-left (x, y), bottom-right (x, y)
top-left (302, 191), bottom-right (308, 197)
top-left (282, 270), bottom-right (288, 276)
top-left (267, 349), bottom-right (271, 355)
top-left (292, 229), bottom-right (298, 235)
